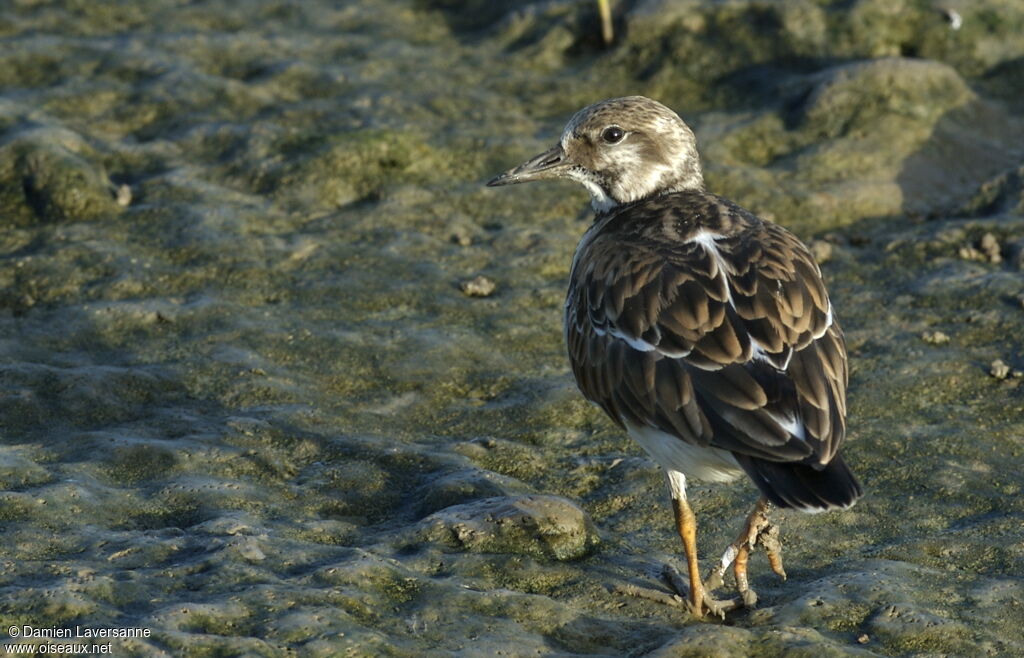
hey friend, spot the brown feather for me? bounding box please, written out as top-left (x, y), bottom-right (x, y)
top-left (564, 189), bottom-right (849, 469)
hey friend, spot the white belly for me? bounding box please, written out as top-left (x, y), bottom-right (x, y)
top-left (625, 421), bottom-right (743, 483)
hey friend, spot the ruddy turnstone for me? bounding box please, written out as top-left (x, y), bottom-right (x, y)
top-left (487, 96), bottom-right (863, 618)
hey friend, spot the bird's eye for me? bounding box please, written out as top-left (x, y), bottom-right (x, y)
top-left (601, 126), bottom-right (625, 144)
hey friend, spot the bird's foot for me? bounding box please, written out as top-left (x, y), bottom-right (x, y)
top-left (692, 589), bottom-right (741, 620)
top-left (661, 564), bottom-right (741, 620)
top-left (703, 499), bottom-right (786, 608)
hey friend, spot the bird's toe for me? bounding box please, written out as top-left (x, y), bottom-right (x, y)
top-left (699, 591), bottom-right (741, 620)
top-left (757, 522), bottom-right (787, 581)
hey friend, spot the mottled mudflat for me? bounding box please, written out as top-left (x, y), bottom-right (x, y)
top-left (1, 1), bottom-right (1023, 655)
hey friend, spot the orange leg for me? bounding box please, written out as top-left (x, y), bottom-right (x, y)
top-left (666, 471), bottom-right (735, 618)
top-left (733, 540), bottom-right (753, 605)
top-left (671, 494), bottom-right (706, 617)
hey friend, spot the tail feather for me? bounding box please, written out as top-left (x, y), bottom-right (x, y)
top-left (735, 453), bottom-right (863, 511)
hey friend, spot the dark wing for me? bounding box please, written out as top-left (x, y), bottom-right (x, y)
top-left (565, 214), bottom-right (846, 466)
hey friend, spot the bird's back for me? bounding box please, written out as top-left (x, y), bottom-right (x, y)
top-left (565, 190), bottom-right (862, 510)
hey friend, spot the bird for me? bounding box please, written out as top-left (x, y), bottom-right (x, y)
top-left (486, 96), bottom-right (863, 618)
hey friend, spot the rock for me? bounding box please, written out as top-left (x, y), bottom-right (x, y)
top-left (959, 234), bottom-right (1003, 264)
top-left (419, 494), bottom-right (599, 561)
top-left (450, 225), bottom-right (473, 246)
top-left (460, 275), bottom-right (496, 297)
top-left (798, 58), bottom-right (972, 139)
top-left (959, 244), bottom-right (984, 261)
top-left (980, 232), bottom-right (1002, 263)
top-left (0, 127), bottom-right (122, 226)
top-left (961, 163), bottom-right (1024, 216)
top-left (115, 183), bottom-right (132, 207)
top-left (415, 468), bottom-right (531, 517)
top-left (623, 0), bottom-right (1024, 93)
top-left (921, 331), bottom-right (950, 345)
top-left (245, 129), bottom-right (445, 210)
top-left (990, 359), bottom-right (1011, 379)
top-left (700, 55), bottom-right (1017, 230)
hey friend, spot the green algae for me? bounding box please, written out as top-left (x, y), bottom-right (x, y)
top-left (418, 494), bottom-right (600, 562)
top-left (0, 128), bottom-right (122, 227)
top-left (239, 129), bottom-right (457, 210)
top-left (101, 444), bottom-right (178, 486)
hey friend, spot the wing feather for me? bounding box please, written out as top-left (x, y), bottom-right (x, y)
top-left (566, 194), bottom-right (847, 467)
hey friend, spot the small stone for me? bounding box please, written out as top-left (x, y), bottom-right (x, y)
top-left (980, 232), bottom-right (1002, 263)
top-left (808, 239), bottom-right (833, 264)
top-left (990, 359), bottom-right (1011, 380)
top-left (115, 183), bottom-right (132, 207)
top-left (857, 633), bottom-right (870, 644)
top-left (460, 275), bottom-right (496, 297)
top-left (940, 8), bottom-right (962, 30)
top-left (921, 331), bottom-right (950, 345)
top-left (450, 227), bottom-right (472, 246)
top-left (958, 245), bottom-right (983, 261)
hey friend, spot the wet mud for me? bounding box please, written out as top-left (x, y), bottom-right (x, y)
top-left (1, 1), bottom-right (1023, 655)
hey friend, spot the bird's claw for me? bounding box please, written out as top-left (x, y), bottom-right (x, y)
top-left (686, 592), bottom-right (740, 620)
top-left (704, 500), bottom-right (786, 608)
top-left (662, 564), bottom-right (740, 619)
top-left (632, 500), bottom-right (785, 619)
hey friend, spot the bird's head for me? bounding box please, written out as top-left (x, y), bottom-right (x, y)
top-left (487, 96), bottom-right (704, 214)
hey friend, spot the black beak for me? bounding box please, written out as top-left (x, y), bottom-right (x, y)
top-left (486, 144), bottom-right (571, 187)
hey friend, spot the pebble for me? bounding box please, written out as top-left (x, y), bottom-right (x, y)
top-left (990, 359), bottom-right (1011, 380)
top-left (960, 233), bottom-right (1002, 263)
top-left (450, 227), bottom-right (473, 246)
top-left (980, 233), bottom-right (1000, 258)
top-left (921, 331), bottom-right (950, 345)
top-left (461, 275), bottom-right (496, 297)
top-left (941, 8), bottom-right (963, 30)
top-left (115, 183), bottom-right (132, 207)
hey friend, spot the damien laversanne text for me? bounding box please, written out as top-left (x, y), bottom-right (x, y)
top-left (16, 627), bottom-right (151, 638)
